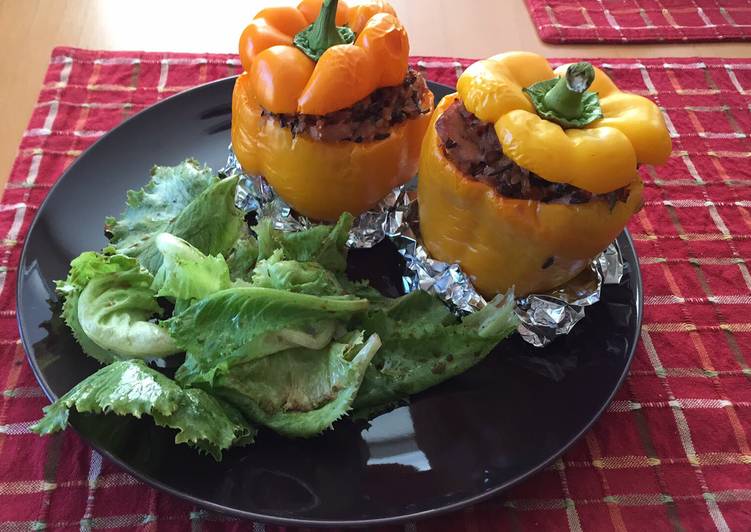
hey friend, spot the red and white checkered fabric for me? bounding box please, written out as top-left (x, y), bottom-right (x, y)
top-left (1, 47), bottom-right (751, 530)
top-left (525, 0), bottom-right (751, 43)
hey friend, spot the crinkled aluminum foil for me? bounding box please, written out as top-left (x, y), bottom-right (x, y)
top-left (222, 145), bottom-right (626, 347)
top-left (388, 187), bottom-right (625, 348)
top-left (387, 192), bottom-right (487, 312)
top-left (223, 147), bottom-right (408, 248)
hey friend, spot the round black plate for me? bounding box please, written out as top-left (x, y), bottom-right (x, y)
top-left (17, 78), bottom-right (642, 527)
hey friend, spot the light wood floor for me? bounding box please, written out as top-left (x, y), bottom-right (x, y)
top-left (1, 0), bottom-right (749, 190)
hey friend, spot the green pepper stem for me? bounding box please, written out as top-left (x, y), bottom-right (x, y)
top-left (542, 62), bottom-right (596, 120)
top-left (307, 0), bottom-right (346, 51)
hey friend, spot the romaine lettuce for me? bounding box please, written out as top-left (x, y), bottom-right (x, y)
top-left (31, 360), bottom-right (254, 460)
top-left (152, 233), bottom-right (231, 313)
top-left (57, 249), bottom-right (178, 362)
top-left (106, 160), bottom-right (243, 274)
top-left (169, 287), bottom-right (369, 386)
top-left (31, 359), bottom-right (182, 433)
top-left (256, 212), bottom-right (352, 272)
top-left (352, 291), bottom-right (518, 414)
top-left (40, 157), bottom-right (523, 458)
top-left (212, 332), bottom-right (381, 437)
top-left (251, 249), bottom-right (345, 296)
top-left (152, 388), bottom-right (256, 460)
top-left (225, 231), bottom-right (259, 282)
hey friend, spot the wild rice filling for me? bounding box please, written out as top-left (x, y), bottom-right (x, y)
top-left (435, 99), bottom-right (630, 206)
top-left (260, 68), bottom-right (431, 144)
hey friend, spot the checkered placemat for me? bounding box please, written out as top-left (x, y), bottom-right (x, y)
top-left (2, 47), bottom-right (751, 530)
top-left (525, 0), bottom-right (751, 43)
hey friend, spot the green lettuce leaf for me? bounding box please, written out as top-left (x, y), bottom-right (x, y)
top-left (251, 249), bottom-right (345, 296)
top-left (226, 231), bottom-right (259, 282)
top-left (56, 250), bottom-right (129, 364)
top-left (57, 249), bottom-right (178, 362)
top-left (31, 359), bottom-right (182, 434)
top-left (160, 175), bottom-right (243, 265)
top-left (212, 331), bottom-right (381, 437)
top-left (106, 160), bottom-right (243, 274)
top-left (352, 291), bottom-right (518, 414)
top-left (337, 278), bottom-right (391, 304)
top-left (105, 160), bottom-right (215, 269)
top-left (169, 287), bottom-right (369, 387)
top-left (152, 233), bottom-right (231, 313)
top-left (31, 360), bottom-right (255, 460)
top-left (256, 213), bottom-right (352, 272)
top-left (152, 388), bottom-right (256, 460)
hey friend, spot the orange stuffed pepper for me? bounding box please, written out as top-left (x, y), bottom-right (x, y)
top-left (418, 52), bottom-right (672, 297)
top-left (232, 0), bottom-right (434, 221)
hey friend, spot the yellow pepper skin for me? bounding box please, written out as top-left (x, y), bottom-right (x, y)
top-left (233, 73), bottom-right (434, 221)
top-left (418, 94), bottom-right (644, 297)
top-left (457, 52), bottom-right (671, 193)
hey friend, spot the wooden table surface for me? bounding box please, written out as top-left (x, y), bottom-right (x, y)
top-left (1, 0), bottom-right (749, 189)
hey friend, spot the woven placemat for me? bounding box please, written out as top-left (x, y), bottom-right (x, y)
top-left (525, 0), bottom-right (751, 43)
top-left (1, 48), bottom-right (750, 530)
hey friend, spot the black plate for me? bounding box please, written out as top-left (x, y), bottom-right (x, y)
top-left (17, 78), bottom-right (642, 527)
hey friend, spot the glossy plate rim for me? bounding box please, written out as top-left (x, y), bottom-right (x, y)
top-left (17, 76), bottom-right (643, 528)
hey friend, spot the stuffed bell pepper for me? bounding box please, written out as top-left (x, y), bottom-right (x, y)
top-left (232, 0), bottom-right (434, 221)
top-left (418, 52), bottom-right (671, 297)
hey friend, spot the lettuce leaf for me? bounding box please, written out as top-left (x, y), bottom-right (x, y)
top-left (226, 231), bottom-right (259, 282)
top-left (251, 249), bottom-right (345, 296)
top-left (105, 160), bottom-right (215, 268)
top-left (352, 291), bottom-right (518, 414)
top-left (45, 158), bottom-right (522, 455)
top-left (31, 360), bottom-right (254, 460)
top-left (212, 332), bottom-right (380, 437)
top-left (159, 175), bottom-right (243, 266)
top-left (106, 160), bottom-right (243, 274)
top-left (169, 287), bottom-right (369, 386)
top-left (152, 233), bottom-right (231, 313)
top-left (31, 360), bottom-right (182, 433)
top-left (256, 213), bottom-right (352, 272)
top-left (57, 249), bottom-right (178, 362)
top-left (56, 250), bottom-right (129, 364)
top-left (152, 388), bottom-right (256, 460)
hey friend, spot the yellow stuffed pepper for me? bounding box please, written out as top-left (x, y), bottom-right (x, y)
top-left (418, 52), bottom-right (671, 297)
top-left (232, 0), bottom-right (434, 221)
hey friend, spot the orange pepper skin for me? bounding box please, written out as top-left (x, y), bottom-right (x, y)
top-left (298, 0), bottom-right (349, 25)
top-left (237, 1), bottom-right (409, 114)
top-left (238, 20), bottom-right (293, 74)
top-left (297, 45), bottom-right (376, 115)
top-left (233, 73), bottom-right (434, 221)
top-left (253, 7), bottom-right (309, 35)
top-left (355, 12), bottom-right (409, 86)
top-left (251, 46), bottom-right (315, 114)
top-left (418, 94), bottom-right (644, 297)
top-left (347, 0), bottom-right (397, 33)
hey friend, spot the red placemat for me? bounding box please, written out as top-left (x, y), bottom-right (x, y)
top-left (525, 0), bottom-right (751, 43)
top-left (2, 47), bottom-right (751, 530)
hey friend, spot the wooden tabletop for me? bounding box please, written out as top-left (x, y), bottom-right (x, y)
top-left (1, 0), bottom-right (749, 190)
